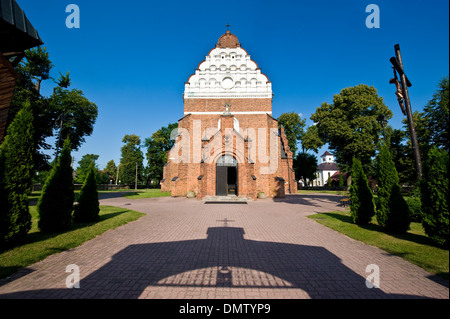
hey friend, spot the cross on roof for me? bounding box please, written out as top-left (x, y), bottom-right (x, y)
top-left (225, 23), bottom-right (231, 31)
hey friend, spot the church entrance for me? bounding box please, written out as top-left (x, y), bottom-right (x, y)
top-left (216, 155), bottom-right (238, 196)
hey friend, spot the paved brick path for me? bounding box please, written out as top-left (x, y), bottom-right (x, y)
top-left (0, 193), bottom-right (448, 299)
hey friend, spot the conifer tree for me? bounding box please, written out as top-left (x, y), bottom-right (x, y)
top-left (0, 102), bottom-right (34, 245)
top-left (376, 144), bottom-right (410, 233)
top-left (349, 158), bottom-right (375, 225)
top-left (37, 138), bottom-right (74, 233)
top-left (421, 147), bottom-right (449, 247)
top-left (73, 162), bottom-right (100, 222)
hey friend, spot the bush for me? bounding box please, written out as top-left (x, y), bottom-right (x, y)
top-left (0, 102), bottom-right (34, 246)
top-left (73, 162), bottom-right (100, 222)
top-left (37, 138), bottom-right (74, 233)
top-left (376, 144), bottom-right (410, 233)
top-left (349, 158), bottom-right (375, 225)
top-left (420, 147), bottom-right (449, 248)
top-left (405, 196), bottom-right (422, 222)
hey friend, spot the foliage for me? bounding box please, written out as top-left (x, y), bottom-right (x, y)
top-left (383, 126), bottom-right (415, 185)
top-left (338, 172), bottom-right (344, 187)
top-left (310, 84), bottom-right (392, 172)
top-left (277, 112), bottom-right (306, 156)
top-left (37, 138), bottom-right (74, 233)
top-left (405, 196), bottom-right (422, 223)
top-left (9, 47), bottom-right (97, 171)
top-left (0, 102), bottom-right (34, 246)
top-left (301, 125), bottom-right (324, 153)
top-left (144, 123), bottom-right (178, 184)
top-left (376, 144), bottom-right (410, 233)
top-left (50, 86), bottom-right (98, 154)
top-left (75, 154), bottom-right (99, 183)
top-left (293, 152), bottom-right (318, 187)
top-left (349, 158), bottom-right (375, 225)
top-left (420, 147), bottom-right (449, 248)
top-left (73, 163), bottom-right (100, 223)
top-left (104, 160), bottom-right (117, 183)
top-left (402, 76), bottom-right (449, 169)
top-left (119, 134), bottom-right (144, 186)
top-left (422, 76), bottom-right (449, 151)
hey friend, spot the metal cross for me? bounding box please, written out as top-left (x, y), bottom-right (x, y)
top-left (223, 101), bottom-right (231, 114)
top-left (225, 23), bottom-right (231, 31)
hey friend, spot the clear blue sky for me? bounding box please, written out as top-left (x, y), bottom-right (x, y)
top-left (17, 0), bottom-right (449, 169)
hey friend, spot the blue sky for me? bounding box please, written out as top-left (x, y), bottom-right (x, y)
top-left (16, 0), bottom-right (449, 169)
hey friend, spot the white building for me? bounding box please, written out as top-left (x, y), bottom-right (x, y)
top-left (313, 151), bottom-right (339, 186)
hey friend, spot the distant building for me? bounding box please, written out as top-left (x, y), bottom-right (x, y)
top-left (314, 151), bottom-right (339, 186)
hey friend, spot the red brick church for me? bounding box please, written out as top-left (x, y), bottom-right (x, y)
top-left (161, 30), bottom-right (297, 200)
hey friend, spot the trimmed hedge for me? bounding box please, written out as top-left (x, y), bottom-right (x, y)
top-left (37, 138), bottom-right (74, 233)
top-left (73, 162), bottom-right (100, 222)
top-left (420, 147), bottom-right (449, 248)
top-left (349, 158), bottom-right (375, 225)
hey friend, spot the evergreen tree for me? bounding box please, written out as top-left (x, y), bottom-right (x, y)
top-left (73, 162), bottom-right (100, 223)
top-left (338, 172), bottom-right (344, 187)
top-left (376, 144), bottom-right (410, 233)
top-left (420, 147), bottom-right (449, 247)
top-left (0, 102), bottom-right (34, 245)
top-left (349, 158), bottom-right (375, 225)
top-left (37, 138), bottom-right (74, 233)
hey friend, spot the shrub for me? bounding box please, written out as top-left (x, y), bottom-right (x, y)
top-left (349, 158), bottom-right (375, 225)
top-left (73, 162), bottom-right (100, 222)
top-left (405, 196), bottom-right (422, 222)
top-left (376, 144), bottom-right (410, 233)
top-left (37, 138), bottom-right (74, 233)
top-left (420, 147), bottom-right (449, 248)
top-left (0, 102), bottom-right (34, 246)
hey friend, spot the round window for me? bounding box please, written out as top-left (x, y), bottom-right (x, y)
top-left (221, 77), bottom-right (234, 89)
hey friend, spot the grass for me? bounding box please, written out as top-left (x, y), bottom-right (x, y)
top-left (308, 210), bottom-right (449, 280)
top-left (29, 188), bottom-right (171, 203)
top-left (0, 205), bottom-right (145, 279)
top-left (118, 188), bottom-right (171, 199)
top-left (298, 189), bottom-right (349, 196)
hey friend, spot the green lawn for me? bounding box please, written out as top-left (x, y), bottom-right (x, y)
top-left (0, 205), bottom-right (145, 279)
top-left (29, 188), bottom-right (171, 202)
top-left (298, 189), bottom-right (349, 196)
top-left (116, 188), bottom-right (172, 199)
top-left (308, 210), bottom-right (449, 280)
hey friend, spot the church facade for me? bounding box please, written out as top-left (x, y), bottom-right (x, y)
top-left (161, 31), bottom-right (297, 199)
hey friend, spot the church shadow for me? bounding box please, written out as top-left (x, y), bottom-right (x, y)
top-left (0, 227), bottom-right (430, 299)
top-left (273, 194), bottom-right (346, 209)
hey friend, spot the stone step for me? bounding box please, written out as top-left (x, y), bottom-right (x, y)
top-left (202, 195), bottom-right (251, 202)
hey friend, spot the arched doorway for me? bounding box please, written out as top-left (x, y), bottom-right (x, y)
top-left (216, 155), bottom-right (238, 196)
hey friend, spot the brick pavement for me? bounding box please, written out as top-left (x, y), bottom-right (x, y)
top-left (0, 193), bottom-right (448, 299)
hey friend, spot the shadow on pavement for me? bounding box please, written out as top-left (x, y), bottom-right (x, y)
top-left (0, 226), bottom-right (432, 299)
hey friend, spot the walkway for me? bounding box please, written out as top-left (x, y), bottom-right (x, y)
top-left (0, 193), bottom-right (448, 299)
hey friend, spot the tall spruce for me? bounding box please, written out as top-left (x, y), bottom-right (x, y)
top-left (73, 162), bottom-right (100, 223)
top-left (349, 158), bottom-right (375, 225)
top-left (420, 147), bottom-right (449, 247)
top-left (0, 102), bottom-right (34, 246)
top-left (37, 138), bottom-right (74, 233)
top-left (376, 144), bottom-right (410, 233)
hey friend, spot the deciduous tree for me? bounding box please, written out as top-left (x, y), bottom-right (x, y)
top-left (310, 84), bottom-right (392, 172)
